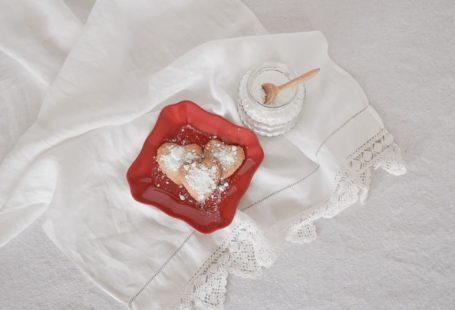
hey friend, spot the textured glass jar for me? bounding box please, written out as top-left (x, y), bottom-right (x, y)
top-left (238, 63), bottom-right (305, 137)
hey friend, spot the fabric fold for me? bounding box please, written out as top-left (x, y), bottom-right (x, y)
top-left (0, 1), bottom-right (406, 309)
top-left (0, 0), bottom-right (83, 160)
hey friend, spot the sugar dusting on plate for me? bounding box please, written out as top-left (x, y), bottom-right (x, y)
top-left (159, 144), bottom-right (200, 172)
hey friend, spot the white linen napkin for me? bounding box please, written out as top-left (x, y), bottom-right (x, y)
top-left (0, 0), bottom-right (82, 160)
top-left (0, 1), bottom-right (405, 309)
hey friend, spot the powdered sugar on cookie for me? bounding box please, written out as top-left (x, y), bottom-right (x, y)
top-left (155, 133), bottom-right (244, 204)
top-left (181, 160), bottom-right (221, 202)
top-left (161, 145), bottom-right (199, 172)
top-left (204, 140), bottom-right (245, 179)
top-left (214, 145), bottom-right (237, 166)
top-left (156, 143), bottom-right (202, 185)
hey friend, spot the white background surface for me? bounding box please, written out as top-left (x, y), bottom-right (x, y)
top-left (1, 0), bottom-right (454, 309)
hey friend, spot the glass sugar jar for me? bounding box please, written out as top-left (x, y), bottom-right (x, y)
top-left (238, 62), bottom-right (305, 137)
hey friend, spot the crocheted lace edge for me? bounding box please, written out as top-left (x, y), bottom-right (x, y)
top-left (178, 128), bottom-right (406, 309)
top-left (178, 219), bottom-right (276, 310)
top-left (286, 128), bottom-right (407, 243)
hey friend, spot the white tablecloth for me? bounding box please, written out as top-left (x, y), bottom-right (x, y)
top-left (1, 0), bottom-right (454, 309)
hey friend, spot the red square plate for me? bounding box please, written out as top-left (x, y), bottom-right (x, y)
top-left (126, 101), bottom-right (264, 233)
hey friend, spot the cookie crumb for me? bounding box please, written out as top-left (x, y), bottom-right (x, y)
top-left (219, 181), bottom-right (229, 192)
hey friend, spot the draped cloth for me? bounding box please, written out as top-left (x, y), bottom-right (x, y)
top-left (0, 1), bottom-right (405, 309)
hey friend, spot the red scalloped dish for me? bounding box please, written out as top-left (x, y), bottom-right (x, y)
top-left (126, 101), bottom-right (264, 233)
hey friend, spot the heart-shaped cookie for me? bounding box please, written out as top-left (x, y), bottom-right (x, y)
top-left (204, 140), bottom-right (245, 179)
top-left (179, 158), bottom-right (221, 203)
top-left (156, 143), bottom-right (203, 185)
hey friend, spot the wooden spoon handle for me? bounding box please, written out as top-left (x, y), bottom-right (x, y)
top-left (277, 68), bottom-right (320, 90)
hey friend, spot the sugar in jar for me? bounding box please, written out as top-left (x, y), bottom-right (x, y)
top-left (238, 62), bottom-right (305, 137)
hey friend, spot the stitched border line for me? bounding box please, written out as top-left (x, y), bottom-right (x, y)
top-left (315, 104), bottom-right (370, 156)
top-left (128, 232), bottom-right (194, 308)
top-left (241, 165), bottom-right (320, 211)
top-left (128, 104), bottom-right (372, 307)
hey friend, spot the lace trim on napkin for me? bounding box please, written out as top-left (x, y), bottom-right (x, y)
top-left (287, 128), bottom-right (406, 243)
top-left (179, 220), bottom-right (275, 310)
top-left (178, 129), bottom-right (405, 309)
